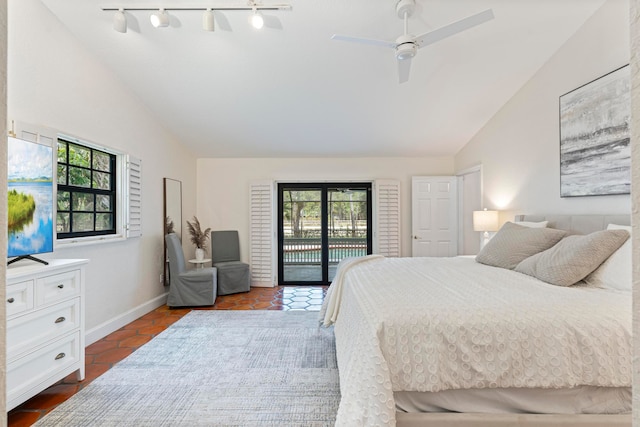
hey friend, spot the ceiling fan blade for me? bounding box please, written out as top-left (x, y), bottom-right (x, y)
top-left (398, 58), bottom-right (412, 84)
top-left (414, 9), bottom-right (494, 48)
top-left (331, 34), bottom-right (396, 49)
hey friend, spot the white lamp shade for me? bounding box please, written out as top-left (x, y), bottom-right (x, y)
top-left (473, 210), bottom-right (499, 232)
top-left (150, 10), bottom-right (170, 28)
top-left (113, 10), bottom-right (127, 33)
top-left (202, 9), bottom-right (215, 31)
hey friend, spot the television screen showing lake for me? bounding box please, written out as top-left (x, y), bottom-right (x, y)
top-left (7, 136), bottom-right (54, 258)
top-left (8, 182), bottom-right (54, 257)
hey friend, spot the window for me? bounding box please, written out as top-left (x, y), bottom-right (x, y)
top-left (56, 139), bottom-right (117, 239)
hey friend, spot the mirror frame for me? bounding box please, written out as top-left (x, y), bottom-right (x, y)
top-left (163, 178), bottom-right (182, 286)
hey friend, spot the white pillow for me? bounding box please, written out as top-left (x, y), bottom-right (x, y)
top-left (515, 221), bottom-right (548, 228)
top-left (583, 224), bottom-right (631, 291)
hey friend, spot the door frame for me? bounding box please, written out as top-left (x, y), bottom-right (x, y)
top-left (277, 182), bottom-right (372, 285)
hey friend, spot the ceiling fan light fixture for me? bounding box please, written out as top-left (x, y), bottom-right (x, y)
top-left (150, 9), bottom-right (170, 28)
top-left (202, 8), bottom-right (215, 31)
top-left (249, 7), bottom-right (264, 29)
top-left (396, 42), bottom-right (417, 60)
top-left (113, 8), bottom-right (127, 33)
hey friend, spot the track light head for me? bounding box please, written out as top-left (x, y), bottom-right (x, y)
top-left (249, 7), bottom-right (264, 29)
top-left (150, 9), bottom-right (170, 28)
top-left (113, 9), bottom-right (127, 33)
top-left (202, 9), bottom-right (215, 31)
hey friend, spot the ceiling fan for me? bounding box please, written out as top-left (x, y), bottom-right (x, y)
top-left (331, 0), bottom-right (494, 83)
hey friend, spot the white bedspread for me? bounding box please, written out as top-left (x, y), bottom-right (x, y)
top-left (322, 256), bottom-right (632, 427)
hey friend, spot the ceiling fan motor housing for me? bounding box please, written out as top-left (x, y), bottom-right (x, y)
top-left (396, 42), bottom-right (417, 60)
top-left (395, 34), bottom-right (417, 60)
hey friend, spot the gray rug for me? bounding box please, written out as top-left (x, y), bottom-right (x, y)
top-left (35, 311), bottom-right (340, 427)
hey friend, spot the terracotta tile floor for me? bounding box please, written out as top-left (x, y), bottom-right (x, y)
top-left (8, 285), bottom-right (328, 427)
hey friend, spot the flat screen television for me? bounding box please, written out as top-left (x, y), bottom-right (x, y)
top-left (7, 136), bottom-right (54, 265)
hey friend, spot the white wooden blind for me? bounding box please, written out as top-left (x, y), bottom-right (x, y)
top-left (126, 155), bottom-right (142, 238)
top-left (17, 129), bottom-right (55, 147)
top-left (374, 180), bottom-right (401, 257)
top-left (249, 181), bottom-right (275, 287)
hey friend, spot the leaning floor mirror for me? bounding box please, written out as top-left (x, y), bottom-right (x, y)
top-left (163, 178), bottom-right (182, 286)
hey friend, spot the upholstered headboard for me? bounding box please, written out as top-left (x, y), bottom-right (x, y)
top-left (515, 214), bottom-right (630, 235)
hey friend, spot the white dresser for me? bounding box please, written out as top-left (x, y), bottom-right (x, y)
top-left (6, 259), bottom-right (88, 411)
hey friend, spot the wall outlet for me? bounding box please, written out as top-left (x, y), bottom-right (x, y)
top-left (159, 274), bottom-right (164, 284)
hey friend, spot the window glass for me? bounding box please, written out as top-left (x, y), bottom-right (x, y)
top-left (57, 139), bottom-right (116, 239)
top-left (69, 143), bottom-right (90, 167)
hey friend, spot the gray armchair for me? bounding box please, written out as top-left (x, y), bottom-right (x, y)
top-left (211, 230), bottom-right (251, 295)
top-left (165, 233), bottom-right (217, 307)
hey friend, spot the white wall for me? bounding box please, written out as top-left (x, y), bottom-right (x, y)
top-left (196, 157), bottom-right (454, 261)
top-left (455, 0), bottom-right (630, 220)
top-left (7, 0), bottom-right (197, 337)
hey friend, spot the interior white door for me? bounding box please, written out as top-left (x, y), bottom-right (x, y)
top-left (457, 168), bottom-right (482, 255)
top-left (411, 176), bottom-right (458, 257)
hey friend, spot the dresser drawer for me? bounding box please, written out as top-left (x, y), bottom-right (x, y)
top-left (6, 280), bottom-right (34, 317)
top-left (36, 269), bottom-right (80, 306)
top-left (7, 298), bottom-right (80, 360)
top-left (7, 331), bottom-right (81, 405)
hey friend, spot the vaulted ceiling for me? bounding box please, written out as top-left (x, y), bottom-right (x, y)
top-left (40, 0), bottom-right (608, 158)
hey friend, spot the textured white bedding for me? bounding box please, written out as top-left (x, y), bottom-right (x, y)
top-left (322, 256), bottom-right (632, 427)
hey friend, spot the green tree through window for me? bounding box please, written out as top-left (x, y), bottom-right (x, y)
top-left (57, 139), bottom-right (117, 238)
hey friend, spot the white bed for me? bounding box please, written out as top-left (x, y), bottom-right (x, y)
top-left (320, 214), bottom-right (632, 427)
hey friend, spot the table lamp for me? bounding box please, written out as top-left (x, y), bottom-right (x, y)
top-left (473, 209), bottom-right (499, 248)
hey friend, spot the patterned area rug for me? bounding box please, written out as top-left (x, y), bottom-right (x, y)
top-left (36, 311), bottom-right (340, 427)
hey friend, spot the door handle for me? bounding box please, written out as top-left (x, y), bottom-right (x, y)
top-left (413, 236), bottom-right (419, 239)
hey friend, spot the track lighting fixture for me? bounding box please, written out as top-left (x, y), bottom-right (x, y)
top-left (202, 8), bottom-right (215, 31)
top-left (249, 7), bottom-right (264, 29)
top-left (113, 9), bottom-right (127, 33)
top-left (150, 9), bottom-right (170, 28)
top-left (103, 4), bottom-right (291, 33)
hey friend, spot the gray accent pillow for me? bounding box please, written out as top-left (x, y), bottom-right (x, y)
top-left (514, 229), bottom-right (630, 287)
top-left (476, 222), bottom-right (566, 270)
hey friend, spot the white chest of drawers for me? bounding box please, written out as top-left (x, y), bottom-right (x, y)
top-left (6, 259), bottom-right (88, 411)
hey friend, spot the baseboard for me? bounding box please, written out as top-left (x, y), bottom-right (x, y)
top-left (85, 293), bottom-right (168, 345)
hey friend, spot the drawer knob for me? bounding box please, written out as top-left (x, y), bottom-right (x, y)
top-left (57, 284), bottom-right (65, 289)
top-left (55, 352), bottom-right (66, 360)
top-left (55, 316), bottom-right (66, 324)
top-left (7, 297), bottom-right (14, 303)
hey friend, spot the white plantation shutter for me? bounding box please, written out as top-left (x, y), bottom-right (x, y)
top-left (125, 155), bottom-right (142, 238)
top-left (374, 180), bottom-right (401, 257)
top-left (249, 181), bottom-right (275, 287)
top-left (17, 129), bottom-right (55, 147)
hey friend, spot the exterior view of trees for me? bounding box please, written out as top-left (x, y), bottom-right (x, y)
top-left (282, 188), bottom-right (368, 238)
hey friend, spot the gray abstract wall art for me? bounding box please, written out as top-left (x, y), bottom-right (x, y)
top-left (559, 65), bottom-right (630, 197)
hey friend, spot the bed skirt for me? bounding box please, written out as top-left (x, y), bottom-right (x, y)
top-left (396, 412), bottom-right (631, 427)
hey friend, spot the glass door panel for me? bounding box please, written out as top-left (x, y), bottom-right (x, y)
top-left (281, 188), bottom-right (323, 283)
top-left (327, 188), bottom-right (369, 282)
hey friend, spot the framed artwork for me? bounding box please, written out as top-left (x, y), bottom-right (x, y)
top-left (559, 65), bottom-right (630, 197)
